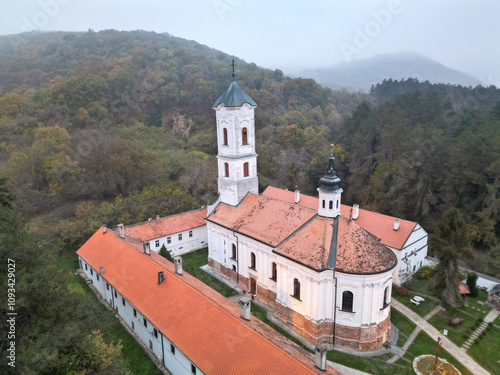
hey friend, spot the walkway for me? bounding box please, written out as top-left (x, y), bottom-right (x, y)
top-left (387, 304), bottom-right (443, 363)
top-left (391, 299), bottom-right (491, 375)
top-left (461, 308), bottom-right (500, 350)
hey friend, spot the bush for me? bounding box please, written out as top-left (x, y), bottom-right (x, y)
top-left (462, 334), bottom-right (468, 339)
top-left (416, 265), bottom-right (433, 280)
top-left (466, 272), bottom-right (479, 297)
top-left (395, 286), bottom-right (409, 297)
top-left (478, 317), bottom-right (484, 323)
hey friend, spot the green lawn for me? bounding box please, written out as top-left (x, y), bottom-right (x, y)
top-left (427, 306), bottom-right (480, 347)
top-left (467, 324), bottom-right (500, 375)
top-left (392, 292), bottom-right (442, 317)
top-left (457, 289), bottom-right (491, 319)
top-left (397, 331), bottom-right (472, 375)
top-left (406, 278), bottom-right (432, 295)
top-left (327, 350), bottom-right (407, 375)
top-left (391, 308), bottom-right (417, 346)
top-left (181, 247), bottom-right (239, 297)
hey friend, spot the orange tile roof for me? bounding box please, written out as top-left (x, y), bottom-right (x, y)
top-left (262, 186), bottom-right (416, 250)
top-left (459, 282), bottom-right (471, 294)
top-left (77, 229), bottom-right (320, 375)
top-left (207, 193), bottom-right (317, 247)
top-left (124, 208), bottom-right (207, 242)
top-left (276, 216), bottom-right (397, 273)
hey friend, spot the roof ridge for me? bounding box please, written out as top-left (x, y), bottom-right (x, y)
top-left (123, 207), bottom-right (207, 229)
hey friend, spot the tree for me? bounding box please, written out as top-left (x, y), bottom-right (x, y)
top-left (0, 176), bottom-right (14, 208)
top-left (159, 244), bottom-right (173, 262)
top-left (466, 272), bottom-right (479, 298)
top-left (429, 207), bottom-right (471, 306)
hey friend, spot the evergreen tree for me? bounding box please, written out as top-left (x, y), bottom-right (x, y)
top-left (159, 244), bottom-right (173, 262)
top-left (429, 207), bottom-right (471, 306)
top-left (466, 272), bottom-right (479, 298)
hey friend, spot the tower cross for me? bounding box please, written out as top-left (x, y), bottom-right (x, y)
top-left (434, 337), bottom-right (442, 370)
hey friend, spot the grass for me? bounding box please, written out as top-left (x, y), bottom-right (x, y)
top-left (327, 350), bottom-right (406, 375)
top-left (251, 302), bottom-right (313, 353)
top-left (457, 289), bottom-right (491, 319)
top-left (391, 308), bottom-right (417, 346)
top-left (427, 306), bottom-right (480, 347)
top-left (397, 331), bottom-right (472, 375)
top-left (392, 292), bottom-right (442, 317)
top-left (181, 247), bottom-right (239, 297)
top-left (467, 324), bottom-right (500, 375)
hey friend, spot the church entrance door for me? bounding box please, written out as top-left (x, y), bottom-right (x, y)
top-left (250, 278), bottom-right (256, 294)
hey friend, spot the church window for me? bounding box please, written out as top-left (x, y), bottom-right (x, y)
top-left (243, 162), bottom-right (249, 177)
top-left (153, 328), bottom-right (158, 338)
top-left (223, 128), bottom-right (228, 145)
top-left (382, 286), bottom-right (390, 309)
top-left (143, 318), bottom-right (148, 328)
top-left (224, 163), bottom-right (229, 177)
top-left (178, 234), bottom-right (182, 241)
top-left (293, 278), bottom-right (301, 300)
top-left (191, 364), bottom-right (197, 374)
top-left (322, 200), bottom-right (325, 209)
top-left (231, 244), bottom-right (237, 260)
top-left (155, 240), bottom-right (160, 248)
top-left (250, 252), bottom-right (256, 270)
top-left (167, 237), bottom-right (171, 244)
top-left (170, 344), bottom-right (175, 355)
top-left (336, 200), bottom-right (339, 209)
top-left (271, 262), bottom-right (277, 281)
top-left (232, 265), bottom-right (236, 272)
top-left (189, 230), bottom-right (193, 237)
top-left (242, 127), bottom-right (248, 145)
top-left (342, 291), bottom-right (354, 312)
top-left (329, 200), bottom-right (333, 209)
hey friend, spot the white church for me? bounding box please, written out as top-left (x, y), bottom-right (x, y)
top-left (78, 79), bottom-right (428, 354)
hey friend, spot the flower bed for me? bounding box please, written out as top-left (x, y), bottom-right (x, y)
top-left (413, 355), bottom-right (460, 375)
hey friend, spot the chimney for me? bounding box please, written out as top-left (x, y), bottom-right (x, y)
top-left (100, 266), bottom-right (104, 274)
top-left (118, 224), bottom-right (125, 238)
top-left (148, 218), bottom-right (152, 221)
top-left (174, 256), bottom-right (183, 275)
top-left (315, 344), bottom-right (327, 371)
top-left (103, 224), bottom-right (107, 234)
top-left (294, 190), bottom-right (300, 204)
top-left (157, 271), bottom-right (165, 285)
top-left (143, 241), bottom-right (151, 255)
top-left (156, 214), bottom-right (160, 219)
top-left (353, 204), bottom-right (359, 220)
top-left (239, 296), bottom-right (251, 320)
top-left (394, 219), bottom-right (400, 231)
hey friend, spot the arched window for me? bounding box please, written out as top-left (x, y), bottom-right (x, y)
top-left (243, 162), bottom-right (249, 177)
top-left (231, 244), bottom-right (237, 260)
top-left (322, 200), bottom-right (325, 209)
top-left (250, 252), bottom-right (256, 270)
top-left (293, 278), bottom-right (301, 299)
top-left (223, 128), bottom-right (228, 145)
top-left (342, 291), bottom-right (354, 312)
top-left (383, 286), bottom-right (390, 309)
top-left (224, 163), bottom-right (229, 177)
top-left (271, 262), bottom-right (277, 281)
top-left (329, 200), bottom-right (333, 209)
top-left (242, 127), bottom-right (248, 145)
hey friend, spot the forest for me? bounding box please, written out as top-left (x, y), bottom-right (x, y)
top-left (0, 29), bottom-right (499, 373)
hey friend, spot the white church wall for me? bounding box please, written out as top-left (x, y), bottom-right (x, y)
top-left (148, 225), bottom-right (207, 257)
top-left (391, 224), bottom-right (428, 285)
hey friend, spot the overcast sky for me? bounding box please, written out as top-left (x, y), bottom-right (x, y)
top-left (1, 0), bottom-right (499, 85)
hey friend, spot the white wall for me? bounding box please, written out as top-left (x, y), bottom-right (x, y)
top-left (148, 225), bottom-right (207, 257)
top-left (78, 256), bottom-right (204, 375)
top-left (391, 224), bottom-right (428, 285)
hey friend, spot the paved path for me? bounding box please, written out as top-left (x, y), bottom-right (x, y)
top-left (391, 299), bottom-right (491, 375)
top-left (462, 309), bottom-right (500, 350)
top-left (326, 361), bottom-right (372, 375)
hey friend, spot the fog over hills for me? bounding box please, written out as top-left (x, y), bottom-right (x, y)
top-left (298, 52), bottom-right (482, 92)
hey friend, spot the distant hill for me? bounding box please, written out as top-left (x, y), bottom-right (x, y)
top-left (299, 52), bottom-right (482, 92)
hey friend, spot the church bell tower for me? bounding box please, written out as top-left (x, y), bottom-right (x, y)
top-left (318, 146), bottom-right (343, 218)
top-left (213, 75), bottom-right (259, 206)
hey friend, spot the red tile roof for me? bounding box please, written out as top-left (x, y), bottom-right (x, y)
top-left (275, 216), bottom-right (397, 273)
top-left (77, 229), bottom-right (321, 375)
top-left (207, 193), bottom-right (316, 247)
top-left (262, 186), bottom-right (416, 250)
top-left (459, 282), bottom-right (471, 294)
top-left (124, 208), bottom-right (207, 242)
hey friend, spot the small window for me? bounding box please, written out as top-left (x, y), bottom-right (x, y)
top-left (90, 269), bottom-right (93, 276)
top-left (122, 297), bottom-right (125, 307)
top-left (293, 278), bottom-right (301, 300)
top-left (232, 265), bottom-right (236, 272)
top-left (114, 290), bottom-right (117, 298)
top-left (189, 230), bottom-right (193, 238)
top-left (336, 200), bottom-right (339, 209)
top-left (170, 344), bottom-right (175, 355)
top-left (155, 240), bottom-right (160, 248)
top-left (329, 200), bottom-right (333, 209)
top-left (143, 318), bottom-right (147, 328)
top-left (250, 252), bottom-right (256, 270)
top-left (96, 274), bottom-right (100, 281)
top-left (223, 128), bottom-right (228, 145)
top-left (342, 291), bottom-right (354, 312)
top-left (322, 200), bottom-right (325, 209)
top-left (153, 328), bottom-right (158, 338)
top-left (413, 265), bottom-right (416, 272)
top-left (106, 283), bottom-right (109, 290)
top-left (85, 263), bottom-right (88, 271)
top-left (133, 308), bottom-right (137, 317)
top-left (191, 364), bottom-right (196, 374)
top-left (231, 244), bottom-right (237, 260)
top-left (167, 237), bottom-right (171, 244)
top-left (243, 162), bottom-right (249, 177)
top-left (271, 262), bottom-right (277, 281)
top-left (79, 260), bottom-right (82, 269)
top-left (178, 234), bottom-right (182, 241)
top-left (149, 340), bottom-right (153, 350)
top-left (382, 286), bottom-right (390, 309)
top-left (132, 321), bottom-right (135, 330)
top-left (242, 127), bottom-right (248, 145)
top-left (224, 162), bottom-right (229, 177)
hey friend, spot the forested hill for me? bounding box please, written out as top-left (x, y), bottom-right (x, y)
top-left (0, 30), bottom-right (499, 277)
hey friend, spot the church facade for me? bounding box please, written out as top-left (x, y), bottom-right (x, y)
top-left (205, 81), bottom-right (401, 350)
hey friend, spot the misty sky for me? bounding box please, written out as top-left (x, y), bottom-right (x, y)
top-left (1, 0), bottom-right (499, 85)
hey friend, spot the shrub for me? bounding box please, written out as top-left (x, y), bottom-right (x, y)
top-left (395, 286), bottom-right (409, 297)
top-left (474, 338), bottom-right (480, 344)
top-left (478, 317), bottom-right (484, 323)
top-left (466, 272), bottom-right (479, 297)
top-left (462, 334), bottom-right (468, 339)
top-left (416, 265), bottom-right (433, 280)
